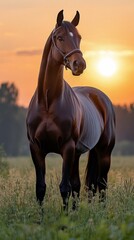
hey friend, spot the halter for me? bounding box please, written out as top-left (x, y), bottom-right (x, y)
top-left (52, 28), bottom-right (82, 69)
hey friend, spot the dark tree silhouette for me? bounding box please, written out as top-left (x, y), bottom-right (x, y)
top-left (0, 82), bottom-right (29, 155)
top-left (0, 82), bottom-right (18, 105)
top-left (0, 81), bottom-right (134, 156)
top-left (130, 103), bottom-right (134, 113)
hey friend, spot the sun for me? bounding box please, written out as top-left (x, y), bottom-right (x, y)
top-left (97, 56), bottom-right (117, 77)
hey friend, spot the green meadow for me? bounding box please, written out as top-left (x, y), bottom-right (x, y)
top-left (0, 155), bottom-right (134, 240)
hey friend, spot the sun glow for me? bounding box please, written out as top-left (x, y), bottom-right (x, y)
top-left (97, 56), bottom-right (117, 77)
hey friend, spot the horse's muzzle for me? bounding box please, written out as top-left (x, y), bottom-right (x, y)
top-left (71, 58), bottom-right (86, 76)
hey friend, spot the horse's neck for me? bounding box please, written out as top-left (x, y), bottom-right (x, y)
top-left (44, 56), bottom-right (64, 106)
top-left (37, 34), bottom-right (64, 108)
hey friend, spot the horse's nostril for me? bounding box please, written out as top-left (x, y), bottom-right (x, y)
top-left (73, 60), bottom-right (79, 69)
top-left (73, 60), bottom-right (86, 71)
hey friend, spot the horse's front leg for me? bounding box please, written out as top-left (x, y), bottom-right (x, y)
top-left (30, 142), bottom-right (46, 205)
top-left (70, 151), bottom-right (81, 210)
top-left (60, 139), bottom-right (75, 211)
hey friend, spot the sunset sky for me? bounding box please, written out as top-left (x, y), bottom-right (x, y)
top-left (0, 0), bottom-right (134, 106)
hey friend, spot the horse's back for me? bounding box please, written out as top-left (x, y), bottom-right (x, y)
top-left (73, 86), bottom-right (115, 152)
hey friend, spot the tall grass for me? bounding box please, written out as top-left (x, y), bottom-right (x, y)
top-left (0, 155), bottom-right (134, 240)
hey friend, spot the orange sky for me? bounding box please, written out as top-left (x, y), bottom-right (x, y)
top-left (0, 0), bottom-right (134, 106)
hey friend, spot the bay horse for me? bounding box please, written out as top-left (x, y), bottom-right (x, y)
top-left (26, 10), bottom-right (115, 210)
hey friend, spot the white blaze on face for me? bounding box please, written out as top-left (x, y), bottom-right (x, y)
top-left (69, 32), bottom-right (74, 37)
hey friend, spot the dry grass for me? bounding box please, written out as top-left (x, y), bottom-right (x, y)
top-left (0, 155), bottom-right (134, 240)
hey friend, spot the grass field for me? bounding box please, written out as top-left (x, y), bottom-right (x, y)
top-left (0, 155), bottom-right (134, 240)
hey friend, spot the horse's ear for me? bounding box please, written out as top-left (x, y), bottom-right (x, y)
top-left (71, 11), bottom-right (80, 27)
top-left (56, 10), bottom-right (64, 27)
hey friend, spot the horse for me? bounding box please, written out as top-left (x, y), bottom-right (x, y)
top-left (26, 10), bottom-right (115, 210)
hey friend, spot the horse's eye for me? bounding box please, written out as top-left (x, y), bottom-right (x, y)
top-left (57, 36), bottom-right (64, 42)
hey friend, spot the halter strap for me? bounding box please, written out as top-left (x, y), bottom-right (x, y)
top-left (64, 49), bottom-right (82, 59)
top-left (52, 28), bottom-right (82, 69)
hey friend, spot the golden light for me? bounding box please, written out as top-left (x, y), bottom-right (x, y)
top-left (97, 56), bottom-right (117, 77)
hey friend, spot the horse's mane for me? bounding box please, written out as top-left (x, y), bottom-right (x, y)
top-left (37, 32), bottom-right (53, 102)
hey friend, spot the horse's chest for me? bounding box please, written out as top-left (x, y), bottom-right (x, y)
top-left (35, 116), bottom-right (72, 153)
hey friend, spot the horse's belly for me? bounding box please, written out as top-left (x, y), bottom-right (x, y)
top-left (76, 96), bottom-right (104, 152)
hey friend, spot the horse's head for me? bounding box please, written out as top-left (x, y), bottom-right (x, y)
top-left (52, 10), bottom-right (86, 76)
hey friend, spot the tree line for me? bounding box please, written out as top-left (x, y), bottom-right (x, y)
top-left (0, 82), bottom-right (28, 156)
top-left (0, 82), bottom-right (134, 156)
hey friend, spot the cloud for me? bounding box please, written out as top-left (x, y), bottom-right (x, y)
top-left (115, 50), bottom-right (134, 57)
top-left (4, 32), bottom-right (17, 37)
top-left (16, 49), bottom-right (42, 56)
top-left (0, 1), bottom-right (41, 10)
top-left (84, 50), bottom-right (134, 58)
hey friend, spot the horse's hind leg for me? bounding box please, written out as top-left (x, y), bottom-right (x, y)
top-left (70, 151), bottom-right (81, 210)
top-left (97, 147), bottom-right (113, 202)
top-left (97, 139), bottom-right (115, 202)
top-left (30, 142), bottom-right (46, 205)
top-left (85, 148), bottom-right (99, 202)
